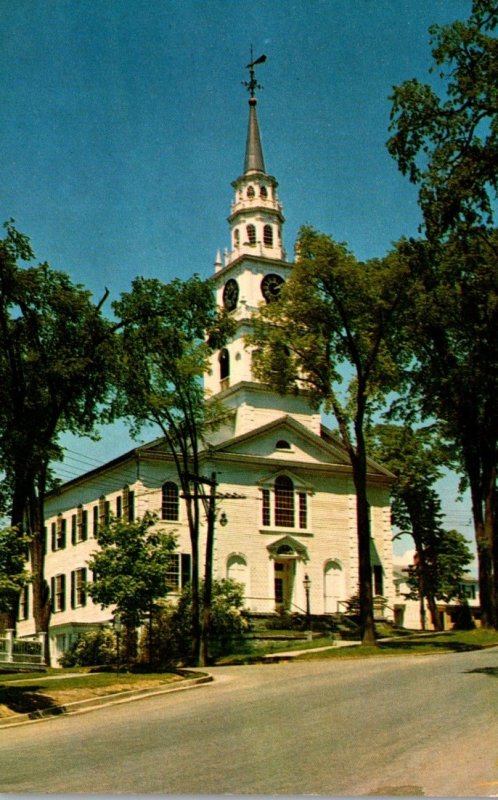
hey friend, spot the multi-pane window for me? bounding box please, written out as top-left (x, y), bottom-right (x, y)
top-left (165, 553), bottom-right (191, 592)
top-left (99, 495), bottom-right (110, 528)
top-left (71, 568), bottom-right (87, 608)
top-left (52, 515), bottom-right (67, 550)
top-left (122, 486), bottom-right (135, 522)
top-left (275, 476), bottom-right (295, 527)
top-left (246, 224), bottom-right (256, 244)
top-left (162, 482), bottom-right (179, 521)
top-left (76, 506), bottom-right (88, 543)
top-left (261, 477), bottom-right (308, 530)
top-left (19, 586), bottom-right (29, 620)
top-left (52, 574), bottom-right (66, 613)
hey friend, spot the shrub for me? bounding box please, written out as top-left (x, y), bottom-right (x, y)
top-left (59, 627), bottom-right (117, 668)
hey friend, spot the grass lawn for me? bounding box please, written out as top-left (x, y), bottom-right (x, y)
top-left (296, 628), bottom-right (498, 660)
top-left (217, 628), bottom-right (498, 664)
top-left (0, 669), bottom-right (183, 719)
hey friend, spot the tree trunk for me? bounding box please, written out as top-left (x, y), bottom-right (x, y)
top-left (200, 473), bottom-right (217, 667)
top-left (469, 473), bottom-right (496, 629)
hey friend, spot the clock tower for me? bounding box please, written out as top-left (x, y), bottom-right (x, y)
top-left (205, 58), bottom-right (321, 438)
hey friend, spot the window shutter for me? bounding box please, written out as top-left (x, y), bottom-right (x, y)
top-left (71, 515), bottom-right (77, 546)
top-left (51, 523), bottom-right (56, 551)
top-left (70, 571), bottom-right (75, 609)
top-left (181, 553), bottom-right (191, 587)
top-left (128, 491), bottom-right (135, 522)
top-left (60, 575), bottom-right (66, 612)
top-left (50, 577), bottom-right (55, 612)
top-left (82, 509), bottom-right (88, 541)
top-left (81, 567), bottom-right (87, 606)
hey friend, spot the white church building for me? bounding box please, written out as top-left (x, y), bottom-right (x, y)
top-left (17, 76), bottom-right (396, 663)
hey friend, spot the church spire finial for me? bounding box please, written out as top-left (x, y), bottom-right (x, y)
top-left (243, 48), bottom-right (267, 99)
top-left (242, 49), bottom-right (267, 174)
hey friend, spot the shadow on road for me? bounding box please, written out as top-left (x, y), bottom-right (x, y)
top-left (464, 665), bottom-right (498, 677)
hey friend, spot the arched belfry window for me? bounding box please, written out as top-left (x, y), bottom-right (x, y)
top-left (219, 348), bottom-right (230, 381)
top-left (246, 224), bottom-right (256, 245)
top-left (234, 228), bottom-right (240, 246)
top-left (260, 185), bottom-right (268, 199)
top-left (162, 482), bottom-right (179, 521)
top-left (263, 225), bottom-right (273, 246)
top-left (247, 185), bottom-right (255, 199)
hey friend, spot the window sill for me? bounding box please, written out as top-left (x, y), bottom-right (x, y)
top-left (259, 527), bottom-right (313, 537)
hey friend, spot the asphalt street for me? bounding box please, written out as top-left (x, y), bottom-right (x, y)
top-left (1, 646), bottom-right (498, 795)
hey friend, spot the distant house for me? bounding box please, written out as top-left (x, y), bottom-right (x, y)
top-left (17, 79), bottom-right (396, 664)
top-left (393, 563), bottom-right (480, 630)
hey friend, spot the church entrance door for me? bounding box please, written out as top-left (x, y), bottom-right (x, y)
top-left (274, 560), bottom-right (295, 611)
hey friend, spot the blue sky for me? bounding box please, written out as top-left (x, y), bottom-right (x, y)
top-left (1, 0), bottom-right (474, 550)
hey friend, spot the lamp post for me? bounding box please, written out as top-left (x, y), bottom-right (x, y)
top-left (303, 573), bottom-right (312, 639)
top-left (114, 613), bottom-right (123, 675)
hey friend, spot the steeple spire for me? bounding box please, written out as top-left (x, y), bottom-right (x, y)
top-left (243, 51), bottom-right (267, 174)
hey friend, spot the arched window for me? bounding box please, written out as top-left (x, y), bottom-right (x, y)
top-left (260, 185), bottom-right (268, 199)
top-left (246, 224), bottom-right (256, 245)
top-left (227, 554), bottom-right (248, 596)
top-left (162, 482), bottom-right (179, 521)
top-left (247, 185), bottom-right (255, 199)
top-left (263, 224), bottom-right (273, 246)
top-left (219, 348), bottom-right (230, 381)
top-left (276, 439), bottom-right (291, 450)
top-left (233, 228), bottom-right (240, 246)
top-left (275, 475), bottom-right (295, 528)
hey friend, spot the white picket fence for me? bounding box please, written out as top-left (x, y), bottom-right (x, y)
top-left (0, 629), bottom-right (46, 667)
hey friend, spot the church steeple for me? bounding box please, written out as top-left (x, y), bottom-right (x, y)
top-left (205, 56), bottom-right (320, 438)
top-left (244, 97), bottom-right (265, 174)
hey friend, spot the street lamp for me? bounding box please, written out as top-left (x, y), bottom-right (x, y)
top-left (113, 613), bottom-right (123, 675)
top-left (303, 573), bottom-right (312, 638)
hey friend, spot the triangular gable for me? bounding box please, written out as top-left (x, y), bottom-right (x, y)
top-left (258, 469), bottom-right (313, 492)
top-left (267, 535), bottom-right (310, 562)
top-left (211, 415), bottom-right (353, 467)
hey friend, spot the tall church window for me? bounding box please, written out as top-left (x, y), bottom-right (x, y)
top-left (219, 348), bottom-right (230, 390)
top-left (263, 224), bottom-right (273, 246)
top-left (247, 185), bottom-right (255, 199)
top-left (162, 482), bottom-right (179, 521)
top-left (246, 224), bottom-right (256, 245)
top-left (261, 478), bottom-right (309, 529)
top-left (275, 476), bottom-right (295, 528)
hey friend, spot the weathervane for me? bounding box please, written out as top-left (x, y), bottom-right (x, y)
top-left (243, 47), bottom-right (267, 98)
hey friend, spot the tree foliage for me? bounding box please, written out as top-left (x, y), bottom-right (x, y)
top-left (369, 424), bottom-right (473, 629)
top-left (112, 275), bottom-right (234, 664)
top-left (388, 1), bottom-right (498, 627)
top-left (86, 513), bottom-right (177, 631)
top-left (250, 226), bottom-right (412, 644)
top-left (388, 0), bottom-right (498, 239)
top-left (0, 221), bottom-right (117, 640)
top-left (0, 526), bottom-right (30, 618)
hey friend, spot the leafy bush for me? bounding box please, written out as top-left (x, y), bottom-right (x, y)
top-left (59, 627), bottom-right (117, 668)
top-left (138, 579), bottom-right (250, 666)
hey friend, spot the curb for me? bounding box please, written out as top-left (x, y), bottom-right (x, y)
top-left (0, 671), bottom-right (213, 729)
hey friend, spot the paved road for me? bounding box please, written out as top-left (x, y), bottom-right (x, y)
top-left (1, 647), bottom-right (498, 795)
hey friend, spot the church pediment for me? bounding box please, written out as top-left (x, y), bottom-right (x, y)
top-left (267, 535), bottom-right (309, 562)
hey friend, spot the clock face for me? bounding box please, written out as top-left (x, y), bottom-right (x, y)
top-left (222, 278), bottom-right (239, 311)
top-left (261, 273), bottom-right (284, 303)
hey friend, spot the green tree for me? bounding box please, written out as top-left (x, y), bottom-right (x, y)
top-left (86, 513), bottom-right (177, 660)
top-left (370, 424), bottom-right (472, 629)
top-left (112, 276), bottom-right (233, 665)
top-left (0, 222), bottom-right (117, 645)
top-left (388, 0), bottom-right (498, 240)
top-left (250, 226), bottom-right (411, 645)
top-left (388, 0), bottom-right (498, 627)
top-left (0, 526), bottom-right (30, 621)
